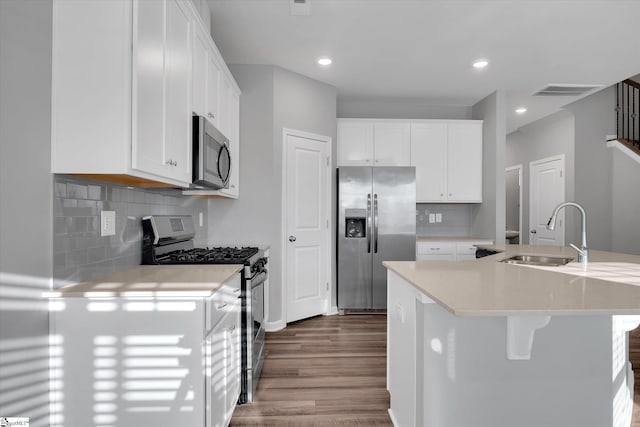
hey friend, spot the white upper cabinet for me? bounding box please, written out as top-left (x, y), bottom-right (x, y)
top-left (373, 122), bottom-right (411, 166)
top-left (411, 120), bottom-right (483, 203)
top-left (133, 0), bottom-right (192, 184)
top-left (52, 0), bottom-right (240, 191)
top-left (411, 123), bottom-right (447, 202)
top-left (337, 119), bottom-right (410, 166)
top-left (337, 120), bottom-right (375, 165)
top-left (184, 8), bottom-right (240, 199)
top-left (446, 122), bottom-right (483, 202)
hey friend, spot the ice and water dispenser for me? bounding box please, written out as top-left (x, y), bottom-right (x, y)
top-left (344, 209), bottom-right (366, 238)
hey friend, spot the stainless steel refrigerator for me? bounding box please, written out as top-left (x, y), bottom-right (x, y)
top-left (337, 167), bottom-right (416, 310)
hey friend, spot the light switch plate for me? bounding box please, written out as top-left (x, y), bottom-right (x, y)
top-left (435, 213), bottom-right (442, 223)
top-left (428, 213), bottom-right (436, 223)
top-left (100, 211), bottom-right (116, 236)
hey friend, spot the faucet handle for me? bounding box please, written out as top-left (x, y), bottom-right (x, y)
top-left (568, 243), bottom-right (584, 254)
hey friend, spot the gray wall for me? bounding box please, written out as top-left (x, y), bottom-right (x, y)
top-left (611, 148), bottom-right (640, 254)
top-left (471, 90), bottom-right (507, 244)
top-left (0, 1), bottom-right (53, 424)
top-left (53, 176), bottom-right (208, 288)
top-left (208, 65), bottom-right (337, 325)
top-left (564, 87), bottom-right (615, 252)
top-left (564, 85), bottom-right (640, 255)
top-left (506, 110), bottom-right (576, 244)
top-left (337, 96), bottom-right (471, 120)
top-left (505, 168), bottom-right (520, 236)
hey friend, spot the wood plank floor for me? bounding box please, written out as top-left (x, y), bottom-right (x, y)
top-left (230, 314), bottom-right (392, 426)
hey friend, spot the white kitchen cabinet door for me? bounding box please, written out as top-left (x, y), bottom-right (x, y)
top-left (373, 122), bottom-right (410, 166)
top-left (164, 0), bottom-right (192, 183)
top-left (133, 0), bottom-right (192, 183)
top-left (192, 24), bottom-right (208, 117)
top-left (226, 305), bottom-right (241, 421)
top-left (205, 315), bottom-right (228, 427)
top-left (132, 0), bottom-right (166, 178)
top-left (337, 119), bottom-right (374, 166)
top-left (447, 122), bottom-right (483, 202)
top-left (411, 123), bottom-right (447, 202)
top-left (207, 53), bottom-right (222, 128)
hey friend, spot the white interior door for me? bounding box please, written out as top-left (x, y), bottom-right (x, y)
top-left (529, 156), bottom-right (565, 245)
top-left (284, 130), bottom-right (330, 323)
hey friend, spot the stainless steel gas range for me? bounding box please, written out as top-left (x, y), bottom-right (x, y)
top-left (141, 215), bottom-right (267, 404)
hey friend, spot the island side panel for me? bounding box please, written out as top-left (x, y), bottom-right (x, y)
top-left (50, 297), bottom-right (205, 427)
top-left (421, 303), bottom-right (613, 427)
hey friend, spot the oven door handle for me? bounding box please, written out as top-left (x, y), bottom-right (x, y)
top-left (249, 270), bottom-right (268, 289)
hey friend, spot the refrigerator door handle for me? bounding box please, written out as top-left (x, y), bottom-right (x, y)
top-left (367, 193), bottom-right (372, 253)
top-left (374, 194), bottom-right (379, 253)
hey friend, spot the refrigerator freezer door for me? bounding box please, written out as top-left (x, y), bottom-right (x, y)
top-left (338, 167), bottom-right (373, 309)
top-left (372, 167), bottom-right (416, 308)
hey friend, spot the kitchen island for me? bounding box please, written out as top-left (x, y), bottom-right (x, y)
top-left (384, 245), bottom-right (640, 427)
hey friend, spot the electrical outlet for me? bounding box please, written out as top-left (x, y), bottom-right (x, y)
top-left (429, 213), bottom-right (436, 223)
top-left (100, 211), bottom-right (116, 236)
top-left (199, 212), bottom-right (204, 227)
top-left (435, 213), bottom-right (442, 223)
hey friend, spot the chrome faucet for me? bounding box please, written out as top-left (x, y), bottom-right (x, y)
top-left (546, 202), bottom-right (588, 264)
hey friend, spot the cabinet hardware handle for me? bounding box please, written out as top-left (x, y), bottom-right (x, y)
top-left (231, 185), bottom-right (236, 188)
top-left (208, 112), bottom-right (215, 119)
top-left (216, 303), bottom-right (228, 310)
top-left (289, 235), bottom-right (296, 242)
top-left (449, 193), bottom-right (452, 197)
top-left (440, 193), bottom-right (444, 197)
top-left (431, 248), bottom-right (440, 251)
top-left (229, 325), bottom-right (236, 332)
top-left (232, 288), bottom-right (241, 294)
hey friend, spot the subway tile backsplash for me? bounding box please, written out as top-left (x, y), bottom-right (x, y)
top-left (53, 175), bottom-right (208, 288)
top-left (416, 203), bottom-right (474, 237)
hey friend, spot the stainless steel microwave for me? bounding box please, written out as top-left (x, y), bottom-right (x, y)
top-left (192, 115), bottom-right (231, 190)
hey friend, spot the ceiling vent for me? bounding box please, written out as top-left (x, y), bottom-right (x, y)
top-left (290, 0), bottom-right (310, 16)
top-left (532, 84), bottom-right (603, 97)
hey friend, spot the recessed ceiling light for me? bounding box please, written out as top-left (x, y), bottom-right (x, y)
top-left (317, 57), bottom-right (332, 66)
top-left (515, 107), bottom-right (527, 114)
top-left (472, 59), bottom-right (489, 69)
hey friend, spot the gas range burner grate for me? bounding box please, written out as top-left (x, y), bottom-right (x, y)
top-left (155, 246), bottom-right (259, 264)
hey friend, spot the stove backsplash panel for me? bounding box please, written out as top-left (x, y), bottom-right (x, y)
top-left (53, 175), bottom-right (208, 288)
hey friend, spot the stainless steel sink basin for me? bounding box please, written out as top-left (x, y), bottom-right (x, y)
top-left (500, 254), bottom-right (575, 267)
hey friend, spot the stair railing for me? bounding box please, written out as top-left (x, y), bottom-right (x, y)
top-left (616, 79), bottom-right (640, 150)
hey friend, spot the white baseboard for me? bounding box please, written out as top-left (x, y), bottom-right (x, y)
top-left (264, 319), bottom-right (286, 332)
top-left (388, 409), bottom-right (399, 427)
top-left (324, 306), bottom-right (339, 316)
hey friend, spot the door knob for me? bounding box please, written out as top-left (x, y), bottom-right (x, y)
top-left (289, 236), bottom-right (296, 242)
top-left (530, 230), bottom-right (537, 234)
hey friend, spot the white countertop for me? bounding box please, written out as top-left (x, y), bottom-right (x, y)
top-left (48, 264), bottom-right (243, 298)
top-left (384, 244), bottom-right (640, 316)
top-left (416, 236), bottom-right (493, 242)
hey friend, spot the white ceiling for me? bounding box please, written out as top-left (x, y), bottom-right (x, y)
top-left (207, 0), bottom-right (640, 133)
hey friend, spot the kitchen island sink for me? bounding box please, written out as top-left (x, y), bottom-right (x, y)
top-left (500, 254), bottom-right (574, 266)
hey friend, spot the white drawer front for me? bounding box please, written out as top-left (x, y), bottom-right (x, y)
top-left (417, 242), bottom-right (455, 255)
top-left (417, 254), bottom-right (456, 262)
top-left (206, 276), bottom-right (241, 332)
top-left (455, 242), bottom-right (481, 255)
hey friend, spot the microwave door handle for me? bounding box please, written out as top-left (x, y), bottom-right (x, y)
top-left (366, 194), bottom-right (372, 253)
